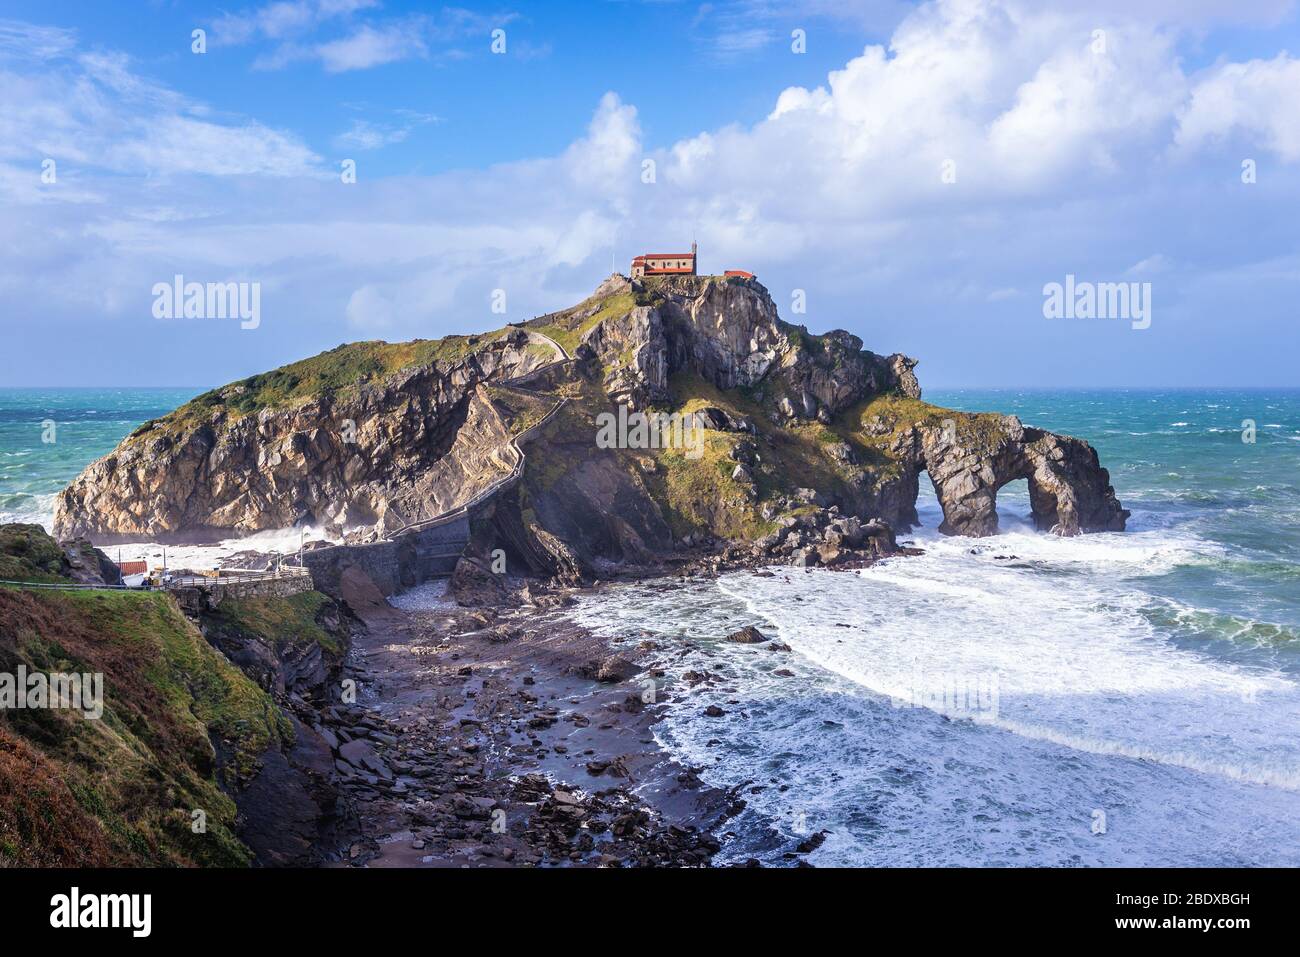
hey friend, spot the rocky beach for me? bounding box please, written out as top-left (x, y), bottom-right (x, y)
top-left (301, 504), bottom-right (904, 868)
top-left (322, 576), bottom-right (731, 868)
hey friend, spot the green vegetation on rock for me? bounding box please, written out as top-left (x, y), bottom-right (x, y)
top-left (0, 587), bottom-right (286, 866)
top-left (0, 526), bottom-right (290, 866)
top-left (527, 290), bottom-right (638, 356)
top-left (0, 524), bottom-right (68, 583)
top-left (207, 590), bottom-right (343, 657)
top-left (133, 331), bottom-right (510, 437)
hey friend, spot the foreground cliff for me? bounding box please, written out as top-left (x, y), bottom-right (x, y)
top-left (54, 274), bottom-right (1127, 574)
top-left (0, 526), bottom-right (352, 866)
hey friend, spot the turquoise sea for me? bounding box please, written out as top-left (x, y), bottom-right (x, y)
top-left (571, 387), bottom-right (1300, 865)
top-left (3, 386), bottom-right (1300, 865)
top-left (0, 388), bottom-right (200, 529)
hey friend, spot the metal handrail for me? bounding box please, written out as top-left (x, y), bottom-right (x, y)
top-left (0, 561), bottom-right (313, 593)
top-left (162, 565), bottom-right (311, 589)
top-left (0, 579), bottom-right (134, 591)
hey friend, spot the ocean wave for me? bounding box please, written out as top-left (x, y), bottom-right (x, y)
top-left (1141, 597), bottom-right (1300, 647)
top-left (674, 541), bottom-right (1300, 863)
top-left (0, 492), bottom-right (57, 530)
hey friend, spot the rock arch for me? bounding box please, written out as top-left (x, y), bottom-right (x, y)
top-left (909, 415), bottom-right (1128, 537)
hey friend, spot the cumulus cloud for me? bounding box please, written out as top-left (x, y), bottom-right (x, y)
top-left (1177, 54), bottom-right (1300, 161)
top-left (4, 0), bottom-right (1300, 389)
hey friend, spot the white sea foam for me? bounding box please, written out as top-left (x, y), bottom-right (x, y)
top-left (0, 491), bottom-right (57, 529)
top-left (105, 524), bottom-right (343, 570)
top-left (570, 519), bottom-right (1300, 866)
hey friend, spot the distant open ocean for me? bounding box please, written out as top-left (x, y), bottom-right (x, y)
top-left (0, 388), bottom-right (200, 530)
top-left (4, 386), bottom-right (1300, 865)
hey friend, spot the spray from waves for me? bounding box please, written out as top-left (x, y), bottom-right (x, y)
top-left (918, 518), bottom-right (1221, 572)
top-left (96, 524), bottom-right (346, 570)
top-left (565, 456), bottom-right (1300, 865)
top-left (712, 526), bottom-right (1300, 796)
top-left (983, 715), bottom-right (1300, 792)
top-left (584, 572), bottom-right (1300, 865)
top-left (712, 581), bottom-right (1300, 793)
top-left (0, 492), bottom-right (57, 530)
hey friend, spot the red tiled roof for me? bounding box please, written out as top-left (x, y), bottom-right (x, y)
top-left (117, 561), bottom-right (148, 575)
top-left (725, 270), bottom-right (755, 279)
top-left (632, 253), bottom-right (695, 262)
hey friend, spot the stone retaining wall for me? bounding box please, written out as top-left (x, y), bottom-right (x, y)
top-left (170, 573), bottom-right (314, 615)
top-left (300, 516), bottom-right (469, 598)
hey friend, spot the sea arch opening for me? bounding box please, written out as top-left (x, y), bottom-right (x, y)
top-left (914, 469), bottom-right (945, 531)
top-left (995, 478), bottom-right (1034, 532)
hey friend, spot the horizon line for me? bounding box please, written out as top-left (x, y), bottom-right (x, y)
top-left (3, 384), bottom-right (1300, 393)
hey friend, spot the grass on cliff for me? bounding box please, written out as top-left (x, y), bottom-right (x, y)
top-left (518, 368), bottom-right (918, 544)
top-left (206, 590), bottom-right (342, 657)
top-left (485, 385), bottom-right (558, 436)
top-left (833, 393), bottom-right (1014, 477)
top-left (0, 584), bottom-right (289, 866)
top-left (132, 331), bottom-right (510, 438)
top-left (0, 524), bottom-right (68, 583)
top-left (656, 372), bottom-right (868, 535)
top-left (526, 290), bottom-right (640, 356)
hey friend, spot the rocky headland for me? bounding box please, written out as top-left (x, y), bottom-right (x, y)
top-left (54, 272), bottom-right (1127, 568)
top-left (7, 272), bottom-right (1130, 867)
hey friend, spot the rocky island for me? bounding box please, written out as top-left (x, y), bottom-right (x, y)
top-left (4, 273), bottom-right (1128, 868)
top-left (55, 273), bottom-right (1126, 565)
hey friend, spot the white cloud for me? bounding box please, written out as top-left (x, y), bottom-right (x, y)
top-left (216, 3), bottom-right (511, 72)
top-left (1127, 254), bottom-right (1175, 275)
top-left (109, 116), bottom-right (322, 177)
top-left (5, 0), bottom-right (1300, 388)
top-left (0, 44), bottom-right (321, 192)
top-left (0, 18), bottom-right (76, 60)
top-left (333, 113), bottom-right (439, 151)
top-left (562, 92), bottom-right (641, 193)
top-left (1177, 54), bottom-right (1300, 161)
top-left (313, 24), bottom-right (427, 72)
top-left (210, 0), bottom-right (380, 46)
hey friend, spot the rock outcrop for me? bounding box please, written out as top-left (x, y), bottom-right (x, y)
top-left (879, 413), bottom-right (1128, 536)
top-left (54, 330), bottom-right (554, 543)
top-left (577, 273), bottom-right (919, 419)
top-left (0, 524), bottom-right (119, 584)
top-left (54, 273), bottom-right (1127, 571)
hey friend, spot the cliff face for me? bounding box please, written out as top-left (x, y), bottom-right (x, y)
top-left (55, 330), bottom-right (552, 543)
top-left (578, 274), bottom-right (919, 416)
top-left (54, 274), bottom-right (1127, 563)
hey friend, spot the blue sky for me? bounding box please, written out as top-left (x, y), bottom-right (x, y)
top-left (2, 0), bottom-right (1299, 388)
